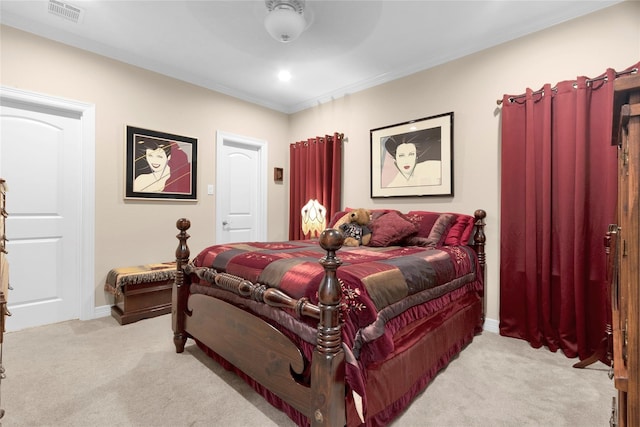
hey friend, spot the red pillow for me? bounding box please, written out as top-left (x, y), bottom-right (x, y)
top-left (369, 211), bottom-right (418, 247)
top-left (405, 211), bottom-right (441, 238)
top-left (330, 208), bottom-right (393, 228)
top-left (443, 214), bottom-right (475, 245)
top-left (328, 209), bottom-right (352, 228)
top-left (405, 213), bottom-right (456, 247)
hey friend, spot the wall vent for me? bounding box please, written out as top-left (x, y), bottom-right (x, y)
top-left (48, 0), bottom-right (84, 24)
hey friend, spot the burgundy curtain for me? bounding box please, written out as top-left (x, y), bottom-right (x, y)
top-left (500, 63), bottom-right (640, 361)
top-left (289, 133), bottom-right (343, 240)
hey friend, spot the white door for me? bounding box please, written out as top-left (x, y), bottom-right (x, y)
top-left (216, 131), bottom-right (267, 244)
top-left (0, 100), bottom-right (83, 331)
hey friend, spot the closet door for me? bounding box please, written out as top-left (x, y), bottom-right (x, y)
top-left (0, 102), bottom-right (82, 331)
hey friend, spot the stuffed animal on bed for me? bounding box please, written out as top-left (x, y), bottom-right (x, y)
top-left (336, 208), bottom-right (372, 247)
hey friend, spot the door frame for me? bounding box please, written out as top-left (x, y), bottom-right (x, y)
top-left (215, 131), bottom-right (267, 243)
top-left (0, 86), bottom-right (96, 321)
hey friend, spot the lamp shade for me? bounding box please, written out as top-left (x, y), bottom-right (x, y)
top-left (301, 199), bottom-right (326, 238)
top-left (264, 7), bottom-right (306, 43)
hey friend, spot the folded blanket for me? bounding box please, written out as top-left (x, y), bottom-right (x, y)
top-left (104, 262), bottom-right (176, 296)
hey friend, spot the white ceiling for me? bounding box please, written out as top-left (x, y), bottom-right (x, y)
top-left (0, 0), bottom-right (623, 113)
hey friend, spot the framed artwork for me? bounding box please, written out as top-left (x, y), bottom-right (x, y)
top-left (370, 112), bottom-right (453, 198)
top-left (274, 167), bottom-right (284, 182)
top-left (125, 126), bottom-right (197, 200)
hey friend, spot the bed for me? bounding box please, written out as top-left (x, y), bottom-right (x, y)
top-left (172, 208), bottom-right (486, 427)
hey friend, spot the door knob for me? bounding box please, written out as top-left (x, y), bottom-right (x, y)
top-left (222, 221), bottom-right (229, 226)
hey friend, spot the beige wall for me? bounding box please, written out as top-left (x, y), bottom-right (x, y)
top-left (289, 1), bottom-right (640, 323)
top-left (1, 25), bottom-right (290, 308)
top-left (1, 1), bottom-right (639, 322)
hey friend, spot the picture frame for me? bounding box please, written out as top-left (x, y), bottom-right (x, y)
top-left (274, 167), bottom-right (284, 182)
top-left (370, 112), bottom-right (453, 198)
top-left (125, 126), bottom-right (197, 200)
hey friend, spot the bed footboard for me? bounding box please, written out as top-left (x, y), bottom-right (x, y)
top-left (172, 218), bottom-right (191, 353)
top-left (172, 220), bottom-right (346, 427)
top-left (473, 209), bottom-right (487, 321)
top-left (310, 229), bottom-right (346, 426)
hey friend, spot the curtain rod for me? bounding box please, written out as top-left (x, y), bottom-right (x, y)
top-left (290, 133), bottom-right (346, 147)
top-left (496, 68), bottom-right (638, 105)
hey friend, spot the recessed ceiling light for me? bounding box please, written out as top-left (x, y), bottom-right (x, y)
top-left (278, 70), bottom-right (292, 82)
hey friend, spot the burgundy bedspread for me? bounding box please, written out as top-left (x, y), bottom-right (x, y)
top-left (191, 241), bottom-right (482, 367)
top-left (189, 240), bottom-right (483, 422)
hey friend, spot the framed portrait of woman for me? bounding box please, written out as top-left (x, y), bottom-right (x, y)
top-left (370, 112), bottom-right (453, 198)
top-left (125, 126), bottom-right (197, 200)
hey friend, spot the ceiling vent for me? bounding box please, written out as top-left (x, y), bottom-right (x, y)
top-left (48, 0), bottom-right (84, 24)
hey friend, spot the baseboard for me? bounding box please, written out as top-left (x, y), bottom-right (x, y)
top-left (93, 304), bottom-right (112, 319)
top-left (483, 317), bottom-right (499, 334)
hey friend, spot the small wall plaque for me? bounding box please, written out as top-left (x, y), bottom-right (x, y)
top-left (274, 167), bottom-right (283, 182)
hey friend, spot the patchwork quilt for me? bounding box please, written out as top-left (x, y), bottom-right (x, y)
top-left (191, 240), bottom-right (482, 364)
top-left (189, 240), bottom-right (483, 416)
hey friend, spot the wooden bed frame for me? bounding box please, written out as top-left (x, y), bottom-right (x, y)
top-left (172, 209), bottom-right (486, 427)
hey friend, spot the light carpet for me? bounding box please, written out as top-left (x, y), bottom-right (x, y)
top-left (0, 314), bottom-right (614, 426)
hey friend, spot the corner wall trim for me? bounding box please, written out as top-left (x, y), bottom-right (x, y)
top-left (483, 317), bottom-right (499, 334)
top-left (93, 305), bottom-right (112, 319)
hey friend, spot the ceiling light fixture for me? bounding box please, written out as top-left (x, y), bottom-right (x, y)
top-left (278, 70), bottom-right (292, 82)
top-left (264, 0), bottom-right (307, 43)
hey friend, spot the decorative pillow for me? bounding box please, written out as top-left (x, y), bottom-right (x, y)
top-left (406, 211), bottom-right (443, 238)
top-left (329, 208), bottom-right (392, 229)
top-left (443, 214), bottom-right (475, 245)
top-left (459, 215), bottom-right (476, 244)
top-left (370, 209), bottom-right (390, 221)
top-left (368, 211), bottom-right (418, 247)
top-left (404, 213), bottom-right (456, 247)
top-left (328, 209), bottom-right (352, 228)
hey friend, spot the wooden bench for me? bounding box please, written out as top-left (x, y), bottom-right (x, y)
top-left (104, 262), bottom-right (175, 325)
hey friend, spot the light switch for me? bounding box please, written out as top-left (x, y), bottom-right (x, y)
top-left (207, 184), bottom-right (214, 195)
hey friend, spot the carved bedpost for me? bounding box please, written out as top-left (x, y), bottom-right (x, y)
top-left (311, 228), bottom-right (346, 427)
top-left (473, 209), bottom-right (487, 322)
top-left (473, 209), bottom-right (487, 272)
top-left (173, 218), bottom-right (191, 353)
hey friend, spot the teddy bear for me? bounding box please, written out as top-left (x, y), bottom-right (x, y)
top-left (335, 208), bottom-right (372, 247)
